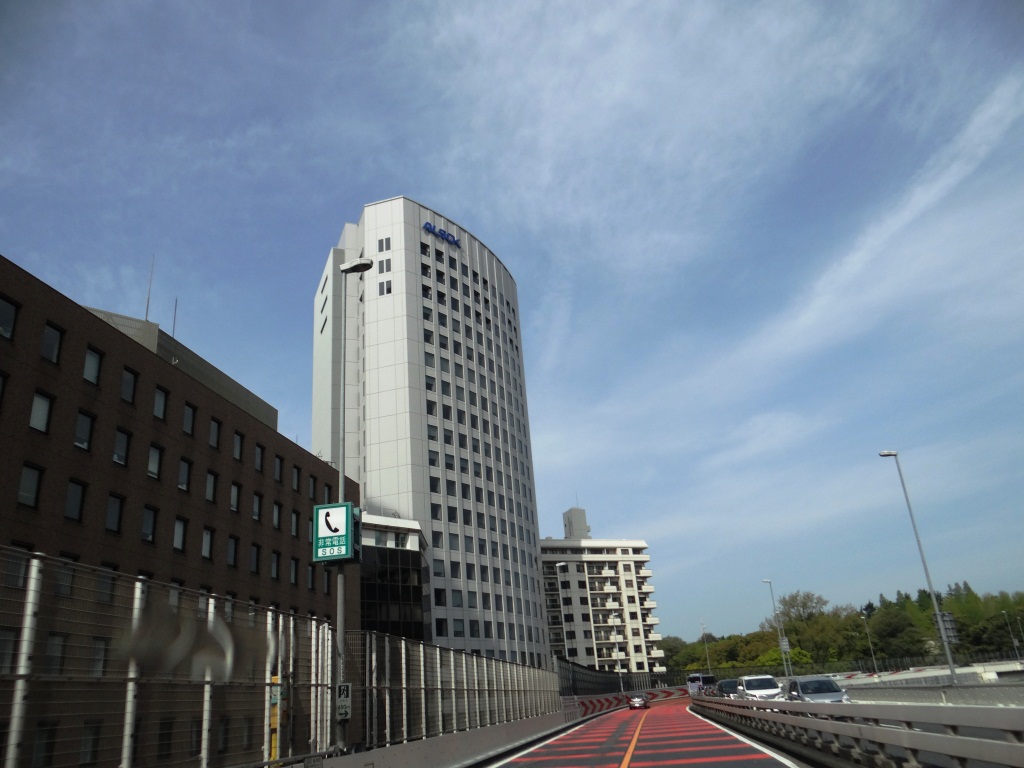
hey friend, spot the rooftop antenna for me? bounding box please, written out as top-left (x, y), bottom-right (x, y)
top-left (144, 255), bottom-right (155, 321)
top-left (171, 298), bottom-right (180, 365)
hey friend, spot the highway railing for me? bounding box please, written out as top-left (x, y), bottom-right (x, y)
top-left (690, 693), bottom-right (1024, 768)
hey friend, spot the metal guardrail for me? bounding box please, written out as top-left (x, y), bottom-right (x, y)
top-left (690, 694), bottom-right (1024, 768)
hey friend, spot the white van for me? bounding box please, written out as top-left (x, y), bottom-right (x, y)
top-left (736, 674), bottom-right (781, 700)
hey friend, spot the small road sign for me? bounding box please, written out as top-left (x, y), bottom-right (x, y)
top-left (312, 503), bottom-right (359, 562)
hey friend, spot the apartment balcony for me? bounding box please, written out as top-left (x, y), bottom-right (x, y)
top-left (649, 648), bottom-right (665, 658)
top-left (643, 615), bottom-right (659, 625)
top-left (637, 568), bottom-right (653, 578)
top-left (653, 664), bottom-right (667, 674)
top-left (639, 599), bottom-right (655, 609)
top-left (647, 632), bottom-right (662, 642)
top-left (601, 568), bottom-right (616, 577)
top-left (641, 584), bottom-right (655, 593)
top-left (605, 600), bottom-right (621, 609)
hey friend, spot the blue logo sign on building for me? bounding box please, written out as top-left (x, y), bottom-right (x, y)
top-left (423, 222), bottom-right (461, 249)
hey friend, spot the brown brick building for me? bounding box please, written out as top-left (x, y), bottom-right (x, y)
top-left (1, 253), bottom-right (355, 619)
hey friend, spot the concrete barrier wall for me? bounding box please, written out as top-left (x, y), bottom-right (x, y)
top-left (325, 711), bottom-right (571, 768)
top-left (848, 681), bottom-right (1024, 706)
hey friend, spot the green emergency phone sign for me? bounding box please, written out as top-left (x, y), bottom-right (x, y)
top-left (312, 502), bottom-right (360, 562)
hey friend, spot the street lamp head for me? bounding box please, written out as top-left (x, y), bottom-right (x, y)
top-left (879, 451), bottom-right (898, 457)
top-left (339, 256), bottom-right (374, 274)
top-left (762, 578), bottom-right (771, 584)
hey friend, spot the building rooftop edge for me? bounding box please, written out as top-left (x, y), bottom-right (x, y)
top-left (358, 195), bottom-right (513, 280)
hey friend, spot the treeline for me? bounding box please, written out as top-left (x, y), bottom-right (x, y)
top-left (661, 583), bottom-right (1024, 675)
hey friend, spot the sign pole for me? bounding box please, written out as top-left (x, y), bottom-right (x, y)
top-left (313, 502), bottom-right (358, 752)
top-left (336, 567), bottom-right (345, 753)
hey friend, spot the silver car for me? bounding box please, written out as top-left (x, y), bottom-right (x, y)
top-left (627, 693), bottom-right (650, 710)
top-left (786, 676), bottom-right (850, 703)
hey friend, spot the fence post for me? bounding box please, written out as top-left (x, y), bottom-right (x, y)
top-left (399, 639), bottom-right (408, 744)
top-left (119, 577), bottom-right (145, 768)
top-left (419, 642), bottom-right (426, 739)
top-left (434, 646), bottom-right (442, 737)
top-left (4, 554), bottom-right (43, 768)
top-left (384, 635), bottom-right (391, 746)
top-left (263, 609), bottom-right (274, 764)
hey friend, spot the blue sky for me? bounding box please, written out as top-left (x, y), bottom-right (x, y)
top-left (3, 1), bottom-right (1023, 641)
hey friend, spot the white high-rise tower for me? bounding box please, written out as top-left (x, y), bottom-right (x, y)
top-left (313, 197), bottom-right (548, 666)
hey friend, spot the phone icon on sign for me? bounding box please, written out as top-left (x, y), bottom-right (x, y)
top-left (324, 511), bottom-right (340, 534)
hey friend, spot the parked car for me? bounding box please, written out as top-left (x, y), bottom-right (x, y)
top-left (736, 674), bottom-right (782, 700)
top-left (628, 693), bottom-right (651, 709)
top-left (712, 679), bottom-right (738, 699)
top-left (786, 676), bottom-right (850, 703)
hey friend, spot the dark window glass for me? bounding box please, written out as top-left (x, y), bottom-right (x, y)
top-left (73, 411), bottom-right (94, 450)
top-left (113, 429), bottom-right (130, 465)
top-left (64, 480), bottom-right (86, 521)
top-left (0, 296), bottom-right (17, 339)
top-left (105, 495), bottom-right (123, 533)
top-left (41, 323), bottom-right (62, 363)
top-left (183, 404), bottom-right (196, 435)
top-left (121, 368), bottom-right (137, 403)
top-left (153, 387), bottom-right (168, 419)
top-left (83, 348), bottom-right (102, 384)
top-left (173, 518), bottom-right (187, 551)
top-left (141, 506), bottom-right (157, 543)
top-left (18, 465), bottom-right (42, 507)
top-left (29, 393), bottom-right (53, 432)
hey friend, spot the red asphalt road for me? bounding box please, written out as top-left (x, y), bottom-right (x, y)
top-left (501, 699), bottom-right (790, 768)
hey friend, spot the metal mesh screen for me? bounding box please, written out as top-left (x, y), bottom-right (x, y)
top-left (1, 549), bottom-right (567, 765)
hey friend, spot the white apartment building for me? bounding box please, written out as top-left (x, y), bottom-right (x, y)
top-left (312, 197), bottom-right (548, 666)
top-left (541, 508), bottom-right (666, 675)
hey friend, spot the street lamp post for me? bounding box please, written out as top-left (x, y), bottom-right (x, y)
top-left (763, 579), bottom-right (792, 678)
top-left (700, 620), bottom-right (712, 675)
top-left (1002, 611), bottom-right (1022, 661)
top-left (861, 615), bottom-right (879, 674)
top-left (879, 451), bottom-right (957, 682)
top-left (334, 252), bottom-right (373, 750)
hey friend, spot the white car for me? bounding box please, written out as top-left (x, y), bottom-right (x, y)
top-left (736, 674), bottom-right (782, 700)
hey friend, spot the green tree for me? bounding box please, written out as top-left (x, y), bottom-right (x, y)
top-left (871, 601), bottom-right (927, 658)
